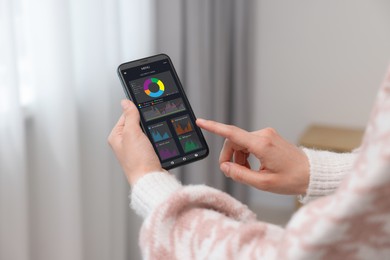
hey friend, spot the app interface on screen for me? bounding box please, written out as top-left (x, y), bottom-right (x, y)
top-left (121, 59), bottom-right (207, 167)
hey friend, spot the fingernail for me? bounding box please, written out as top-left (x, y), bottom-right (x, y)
top-left (121, 100), bottom-right (129, 110)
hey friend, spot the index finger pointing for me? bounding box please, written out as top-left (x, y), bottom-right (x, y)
top-left (196, 119), bottom-right (255, 151)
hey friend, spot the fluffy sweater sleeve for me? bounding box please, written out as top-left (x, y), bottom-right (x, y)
top-left (299, 148), bottom-right (358, 204)
top-left (131, 172), bottom-right (285, 259)
top-left (131, 160), bottom-right (390, 259)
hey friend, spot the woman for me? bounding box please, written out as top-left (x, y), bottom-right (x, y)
top-left (108, 67), bottom-right (390, 259)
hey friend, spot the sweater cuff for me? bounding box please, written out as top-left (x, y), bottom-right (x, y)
top-left (298, 148), bottom-right (356, 204)
top-left (130, 172), bottom-right (182, 218)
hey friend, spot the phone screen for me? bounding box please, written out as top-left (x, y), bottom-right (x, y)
top-left (117, 54), bottom-right (209, 169)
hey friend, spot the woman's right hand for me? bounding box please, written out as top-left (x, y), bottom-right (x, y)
top-left (196, 119), bottom-right (310, 195)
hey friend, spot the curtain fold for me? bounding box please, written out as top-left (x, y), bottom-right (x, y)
top-left (26, 2), bottom-right (83, 259)
top-left (0, 1), bottom-right (29, 260)
top-left (0, 0), bottom-right (155, 259)
top-left (155, 0), bottom-right (255, 201)
top-left (1, 0), bottom-right (254, 259)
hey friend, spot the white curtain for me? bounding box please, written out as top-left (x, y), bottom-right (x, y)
top-left (0, 0), bottom-right (155, 259)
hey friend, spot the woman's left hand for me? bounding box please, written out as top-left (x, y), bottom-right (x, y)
top-left (108, 99), bottom-right (164, 186)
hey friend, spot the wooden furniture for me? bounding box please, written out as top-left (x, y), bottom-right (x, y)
top-left (299, 124), bottom-right (365, 153)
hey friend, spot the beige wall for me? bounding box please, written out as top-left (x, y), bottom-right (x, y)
top-left (249, 0), bottom-right (390, 214)
top-left (253, 0), bottom-right (390, 143)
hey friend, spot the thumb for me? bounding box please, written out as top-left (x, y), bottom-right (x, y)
top-left (121, 99), bottom-right (140, 128)
top-left (220, 162), bottom-right (274, 191)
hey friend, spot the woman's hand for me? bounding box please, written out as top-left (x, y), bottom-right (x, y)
top-left (108, 100), bottom-right (164, 186)
top-left (196, 119), bottom-right (309, 195)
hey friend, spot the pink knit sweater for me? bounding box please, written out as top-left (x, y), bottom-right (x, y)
top-left (130, 68), bottom-right (390, 259)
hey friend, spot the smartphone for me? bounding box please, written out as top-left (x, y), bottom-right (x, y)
top-left (117, 54), bottom-right (209, 169)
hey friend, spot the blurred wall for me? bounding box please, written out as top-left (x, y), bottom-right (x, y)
top-left (249, 0), bottom-right (390, 217)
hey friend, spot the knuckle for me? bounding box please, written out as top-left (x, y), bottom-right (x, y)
top-left (125, 105), bottom-right (138, 117)
top-left (230, 168), bottom-right (244, 182)
top-left (223, 138), bottom-right (229, 146)
top-left (262, 136), bottom-right (274, 147)
top-left (251, 128), bottom-right (278, 152)
top-left (249, 137), bottom-right (272, 154)
top-left (255, 136), bottom-right (273, 150)
top-left (107, 134), bottom-right (114, 146)
top-left (221, 138), bottom-right (231, 149)
top-left (258, 178), bottom-right (273, 191)
top-left (263, 127), bottom-right (277, 136)
top-left (124, 110), bottom-right (134, 119)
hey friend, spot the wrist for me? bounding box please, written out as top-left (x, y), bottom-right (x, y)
top-left (127, 173), bottom-right (144, 186)
top-left (126, 167), bottom-right (165, 186)
top-left (298, 148), bottom-right (310, 195)
top-left (130, 171), bottom-right (182, 218)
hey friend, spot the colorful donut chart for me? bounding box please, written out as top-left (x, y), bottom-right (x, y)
top-left (144, 78), bottom-right (165, 97)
